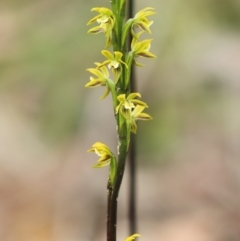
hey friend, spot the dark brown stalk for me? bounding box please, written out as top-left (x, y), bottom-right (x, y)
top-left (127, 0), bottom-right (137, 235)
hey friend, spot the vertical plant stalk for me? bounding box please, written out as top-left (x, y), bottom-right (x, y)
top-left (86, 3), bottom-right (156, 241)
top-left (127, 0), bottom-right (137, 235)
top-left (107, 2), bottom-right (128, 241)
top-left (108, 130), bottom-right (128, 241)
top-left (128, 132), bottom-right (137, 234)
top-left (107, 180), bottom-right (113, 241)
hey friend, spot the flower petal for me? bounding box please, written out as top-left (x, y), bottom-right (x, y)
top-left (117, 94), bottom-right (126, 102)
top-left (135, 112), bottom-right (152, 120)
top-left (134, 39), bottom-right (153, 52)
top-left (91, 7), bottom-right (101, 12)
top-left (86, 68), bottom-right (105, 79)
top-left (127, 92), bottom-right (141, 100)
top-left (135, 7), bottom-right (155, 18)
top-left (88, 26), bottom-right (105, 34)
top-left (101, 50), bottom-right (114, 60)
top-left (131, 99), bottom-right (148, 107)
top-left (112, 67), bottom-right (121, 83)
top-left (91, 142), bottom-right (110, 153)
top-left (92, 160), bottom-right (110, 168)
top-left (125, 234), bottom-right (141, 241)
top-left (87, 15), bottom-right (101, 25)
top-left (130, 120), bottom-right (137, 134)
top-left (124, 101), bottom-right (135, 110)
top-left (87, 147), bottom-right (95, 153)
top-left (114, 51), bottom-right (123, 60)
top-left (97, 15), bottom-right (109, 24)
top-left (135, 21), bottom-right (152, 33)
top-left (131, 105), bottom-right (145, 118)
top-left (137, 51), bottom-right (156, 58)
top-left (122, 108), bottom-right (131, 121)
top-left (100, 66), bottom-right (109, 78)
top-left (115, 105), bottom-right (121, 114)
top-left (97, 60), bottom-right (111, 69)
top-left (85, 79), bottom-right (104, 87)
top-left (133, 59), bottom-right (145, 67)
top-left (98, 154), bottom-right (112, 163)
top-left (110, 60), bottom-right (120, 69)
top-left (100, 87), bottom-right (110, 100)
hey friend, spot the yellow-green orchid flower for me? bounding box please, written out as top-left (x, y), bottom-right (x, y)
top-left (125, 234), bottom-right (141, 241)
top-left (130, 105), bottom-right (152, 134)
top-left (131, 34), bottom-right (156, 66)
top-left (121, 8), bottom-right (155, 47)
top-left (85, 64), bottom-right (113, 100)
top-left (88, 142), bottom-right (117, 184)
top-left (97, 50), bottom-right (128, 83)
top-left (115, 93), bottom-right (148, 122)
top-left (87, 7), bottom-right (115, 47)
top-left (88, 142), bottom-right (115, 168)
top-left (132, 7), bottom-right (156, 37)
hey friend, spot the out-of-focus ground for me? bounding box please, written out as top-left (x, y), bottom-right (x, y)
top-left (1, 0), bottom-right (240, 240)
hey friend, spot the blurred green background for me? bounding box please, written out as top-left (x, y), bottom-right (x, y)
top-left (1, 0), bottom-right (240, 240)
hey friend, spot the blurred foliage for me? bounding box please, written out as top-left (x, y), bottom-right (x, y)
top-left (204, 0), bottom-right (240, 28)
top-left (0, 0), bottom-right (104, 142)
top-left (138, 77), bottom-right (227, 166)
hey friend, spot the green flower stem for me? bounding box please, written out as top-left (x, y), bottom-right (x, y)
top-left (106, 1), bottom-right (133, 234)
top-left (111, 0), bottom-right (126, 50)
top-left (118, 0), bottom-right (126, 44)
top-left (110, 0), bottom-right (119, 16)
top-left (108, 121), bottom-right (129, 241)
top-left (111, 2), bottom-right (120, 51)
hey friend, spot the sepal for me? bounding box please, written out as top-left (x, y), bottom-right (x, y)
top-left (124, 234), bottom-right (141, 241)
